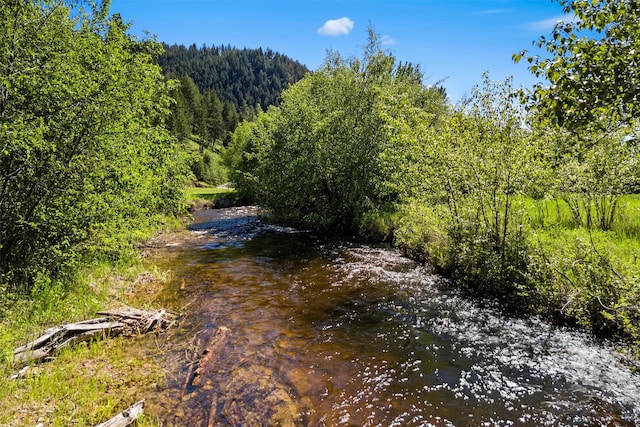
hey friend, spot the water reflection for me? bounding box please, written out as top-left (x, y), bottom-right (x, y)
top-left (143, 207), bottom-right (640, 426)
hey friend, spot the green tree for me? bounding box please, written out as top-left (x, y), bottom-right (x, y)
top-left (406, 74), bottom-right (546, 305)
top-left (227, 27), bottom-right (447, 232)
top-left (203, 90), bottom-right (225, 147)
top-left (179, 75), bottom-right (207, 141)
top-left (166, 79), bottom-right (192, 142)
top-left (514, 0), bottom-right (640, 229)
top-left (544, 123), bottom-right (638, 231)
top-left (0, 0), bottom-right (188, 292)
top-left (514, 0), bottom-right (640, 127)
top-left (222, 101), bottom-right (240, 135)
top-left (224, 106), bottom-right (280, 200)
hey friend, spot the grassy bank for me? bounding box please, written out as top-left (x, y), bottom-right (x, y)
top-left (183, 185), bottom-right (239, 210)
top-left (0, 185), bottom-right (239, 424)
top-left (0, 215), bottom-right (187, 425)
top-left (0, 263), bottom-right (171, 426)
top-left (394, 195), bottom-right (640, 355)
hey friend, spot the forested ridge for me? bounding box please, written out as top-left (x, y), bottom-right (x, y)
top-left (158, 43), bottom-right (309, 110)
top-left (158, 44), bottom-right (309, 185)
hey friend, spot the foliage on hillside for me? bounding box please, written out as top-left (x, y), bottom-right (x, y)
top-left (158, 43), bottom-right (309, 111)
top-left (166, 74), bottom-right (237, 184)
top-left (157, 41), bottom-right (311, 186)
top-left (0, 0), bottom-right (190, 294)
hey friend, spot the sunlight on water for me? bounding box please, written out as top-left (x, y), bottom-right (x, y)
top-left (142, 207), bottom-right (640, 426)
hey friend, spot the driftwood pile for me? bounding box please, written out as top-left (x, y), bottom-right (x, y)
top-left (13, 306), bottom-right (175, 367)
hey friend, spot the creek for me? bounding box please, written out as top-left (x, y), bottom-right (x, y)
top-left (140, 206), bottom-right (640, 426)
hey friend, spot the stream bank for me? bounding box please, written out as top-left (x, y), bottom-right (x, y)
top-left (134, 206), bottom-right (640, 426)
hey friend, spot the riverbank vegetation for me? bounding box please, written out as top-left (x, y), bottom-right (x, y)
top-left (0, 0), bottom-right (189, 423)
top-left (0, 0), bottom-right (191, 295)
top-left (225, 5), bottom-right (640, 351)
top-left (0, 264), bottom-right (168, 426)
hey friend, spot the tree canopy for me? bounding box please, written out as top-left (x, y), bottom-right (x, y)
top-left (514, 0), bottom-right (640, 127)
top-left (226, 29), bottom-right (448, 233)
top-left (0, 0), bottom-right (189, 292)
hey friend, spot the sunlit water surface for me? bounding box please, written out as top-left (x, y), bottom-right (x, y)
top-left (141, 207), bottom-right (640, 426)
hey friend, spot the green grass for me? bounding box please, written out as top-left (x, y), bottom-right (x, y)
top-left (0, 337), bottom-right (164, 426)
top-left (527, 194), bottom-right (640, 239)
top-left (525, 195), bottom-right (640, 343)
top-left (183, 185), bottom-right (240, 210)
top-left (614, 195), bottom-right (640, 240)
top-left (394, 194), bottom-right (640, 353)
top-left (0, 223), bottom-right (178, 425)
top-left (183, 186), bottom-right (236, 200)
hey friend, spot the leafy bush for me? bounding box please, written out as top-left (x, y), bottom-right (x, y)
top-left (395, 74), bottom-right (545, 307)
top-left (226, 28), bottom-right (447, 233)
top-left (530, 227), bottom-right (640, 340)
top-left (186, 143), bottom-right (227, 185)
top-left (0, 1), bottom-right (189, 293)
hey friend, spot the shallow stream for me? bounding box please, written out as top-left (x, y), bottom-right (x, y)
top-left (141, 206), bottom-right (640, 426)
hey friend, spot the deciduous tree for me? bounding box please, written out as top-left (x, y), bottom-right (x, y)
top-left (226, 27), bottom-right (447, 232)
top-left (514, 0), bottom-right (640, 127)
top-left (0, 0), bottom-right (188, 291)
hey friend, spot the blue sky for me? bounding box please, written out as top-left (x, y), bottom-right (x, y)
top-left (109, 0), bottom-right (568, 103)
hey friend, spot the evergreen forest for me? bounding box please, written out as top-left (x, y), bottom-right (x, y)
top-left (158, 43), bottom-right (309, 110)
top-left (158, 44), bottom-right (309, 184)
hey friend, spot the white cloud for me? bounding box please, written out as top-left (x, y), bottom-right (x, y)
top-left (526, 14), bottom-right (575, 31)
top-left (380, 35), bottom-right (396, 45)
top-left (317, 17), bottom-right (354, 36)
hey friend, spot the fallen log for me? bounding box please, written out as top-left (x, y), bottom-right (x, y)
top-left (181, 326), bottom-right (232, 393)
top-left (13, 326), bottom-right (64, 355)
top-left (95, 400), bottom-right (144, 427)
top-left (13, 307), bottom-right (175, 367)
top-left (192, 326), bottom-right (231, 386)
top-left (177, 326), bottom-right (233, 427)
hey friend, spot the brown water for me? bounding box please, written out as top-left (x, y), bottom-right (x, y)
top-left (142, 206), bottom-right (640, 426)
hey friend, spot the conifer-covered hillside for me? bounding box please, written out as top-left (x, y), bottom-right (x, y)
top-left (158, 43), bottom-right (310, 110)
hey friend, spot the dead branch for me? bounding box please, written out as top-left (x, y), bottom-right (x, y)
top-left (94, 400), bottom-right (145, 427)
top-left (13, 307), bottom-right (175, 367)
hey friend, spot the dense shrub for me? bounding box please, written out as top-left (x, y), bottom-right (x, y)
top-left (0, 1), bottom-right (189, 293)
top-left (226, 29), bottom-right (447, 232)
